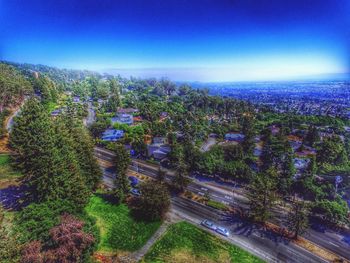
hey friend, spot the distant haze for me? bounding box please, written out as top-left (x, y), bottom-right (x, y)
top-left (1, 0), bottom-right (349, 82)
top-left (102, 68), bottom-right (350, 82)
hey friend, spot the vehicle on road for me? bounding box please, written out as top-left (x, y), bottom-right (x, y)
top-left (128, 176), bottom-right (139, 187)
top-left (215, 226), bottom-right (230, 237)
top-left (130, 188), bottom-right (141, 196)
top-left (201, 219), bottom-right (217, 230)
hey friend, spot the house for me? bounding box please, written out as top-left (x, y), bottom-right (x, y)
top-left (293, 158), bottom-right (310, 170)
top-left (153, 136), bottom-right (168, 144)
top-left (224, 133), bottom-right (245, 142)
top-left (51, 109), bottom-right (62, 117)
top-left (147, 144), bottom-right (171, 160)
top-left (73, 96), bottom-right (80, 103)
top-left (270, 125), bottom-right (280, 135)
top-left (117, 108), bottom-right (139, 114)
top-left (159, 112), bottom-right (169, 122)
top-left (133, 116), bottom-right (143, 123)
top-left (101, 129), bottom-right (124, 142)
top-left (111, 114), bottom-right (133, 125)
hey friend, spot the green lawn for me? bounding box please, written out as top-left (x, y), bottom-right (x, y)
top-left (85, 195), bottom-right (161, 253)
top-left (0, 154), bottom-right (10, 166)
top-left (0, 154), bottom-right (21, 189)
top-left (143, 221), bottom-right (264, 263)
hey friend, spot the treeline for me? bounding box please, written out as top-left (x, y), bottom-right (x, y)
top-left (9, 98), bottom-right (101, 262)
top-left (1, 61), bottom-right (101, 90)
top-left (0, 64), bottom-right (33, 136)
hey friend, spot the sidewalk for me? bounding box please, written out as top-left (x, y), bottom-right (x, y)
top-left (130, 218), bottom-right (172, 262)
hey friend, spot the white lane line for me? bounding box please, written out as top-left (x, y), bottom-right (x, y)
top-left (329, 242), bottom-right (340, 248)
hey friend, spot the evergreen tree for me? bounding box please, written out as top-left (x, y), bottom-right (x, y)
top-left (287, 200), bottom-right (309, 239)
top-left (10, 99), bottom-right (57, 200)
top-left (304, 125), bottom-right (319, 147)
top-left (10, 99), bottom-right (90, 208)
top-left (279, 152), bottom-right (295, 196)
top-left (172, 162), bottom-right (191, 192)
top-left (61, 113), bottom-right (102, 191)
top-left (50, 119), bottom-right (90, 208)
top-left (156, 168), bottom-right (166, 183)
top-left (317, 135), bottom-right (348, 166)
top-left (248, 167), bottom-right (278, 222)
top-left (114, 144), bottom-right (131, 203)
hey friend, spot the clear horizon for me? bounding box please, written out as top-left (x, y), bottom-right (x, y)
top-left (1, 0), bottom-right (350, 81)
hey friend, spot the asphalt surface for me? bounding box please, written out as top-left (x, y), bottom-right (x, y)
top-left (84, 102), bottom-right (95, 127)
top-left (94, 146), bottom-right (350, 262)
top-left (172, 196), bottom-right (327, 263)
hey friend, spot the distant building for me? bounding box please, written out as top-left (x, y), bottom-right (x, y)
top-left (33, 71), bottom-right (39, 79)
top-left (101, 129), bottom-right (124, 141)
top-left (133, 116), bottom-right (143, 123)
top-left (73, 96), bottom-right (81, 103)
top-left (224, 133), bottom-right (245, 142)
top-left (293, 158), bottom-right (310, 170)
top-left (51, 109), bottom-right (62, 117)
top-left (159, 111), bottom-right (169, 121)
top-left (270, 125), bottom-right (280, 135)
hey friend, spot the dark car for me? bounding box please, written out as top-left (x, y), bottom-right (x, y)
top-left (128, 176), bottom-right (139, 187)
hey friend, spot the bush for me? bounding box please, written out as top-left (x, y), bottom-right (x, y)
top-left (15, 200), bottom-right (77, 243)
top-left (312, 198), bottom-right (349, 225)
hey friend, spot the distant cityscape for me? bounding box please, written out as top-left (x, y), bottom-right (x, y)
top-left (191, 81), bottom-right (350, 119)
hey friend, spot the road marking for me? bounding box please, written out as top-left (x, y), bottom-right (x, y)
top-left (329, 242), bottom-right (340, 248)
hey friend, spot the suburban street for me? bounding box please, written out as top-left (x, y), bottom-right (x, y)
top-left (84, 101), bottom-right (96, 127)
top-left (94, 146), bottom-right (350, 262)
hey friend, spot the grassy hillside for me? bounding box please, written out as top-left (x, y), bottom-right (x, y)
top-left (85, 195), bottom-right (161, 253)
top-left (143, 221), bottom-right (264, 263)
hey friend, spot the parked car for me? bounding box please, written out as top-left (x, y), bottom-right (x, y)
top-left (130, 188), bottom-right (141, 196)
top-left (128, 176), bottom-right (139, 187)
top-left (215, 226), bottom-right (229, 237)
top-left (201, 219), bottom-right (217, 231)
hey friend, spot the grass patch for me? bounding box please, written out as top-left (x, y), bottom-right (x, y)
top-left (143, 221), bottom-right (264, 263)
top-left (0, 155), bottom-right (21, 189)
top-left (44, 101), bottom-right (58, 113)
top-left (207, 200), bottom-right (228, 211)
top-left (0, 154), bottom-right (10, 166)
top-left (85, 195), bottom-right (161, 253)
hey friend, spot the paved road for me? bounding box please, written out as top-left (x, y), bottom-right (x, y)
top-left (84, 102), bottom-right (95, 127)
top-left (94, 146), bottom-right (350, 261)
top-left (172, 196), bottom-right (328, 263)
top-left (6, 101), bottom-right (26, 132)
top-left (94, 147), bottom-right (350, 262)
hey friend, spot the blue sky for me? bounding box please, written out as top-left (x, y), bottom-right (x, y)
top-left (1, 0), bottom-right (349, 81)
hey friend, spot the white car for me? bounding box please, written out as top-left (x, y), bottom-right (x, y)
top-left (201, 219), bottom-right (217, 231)
top-left (215, 226), bottom-right (229, 237)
